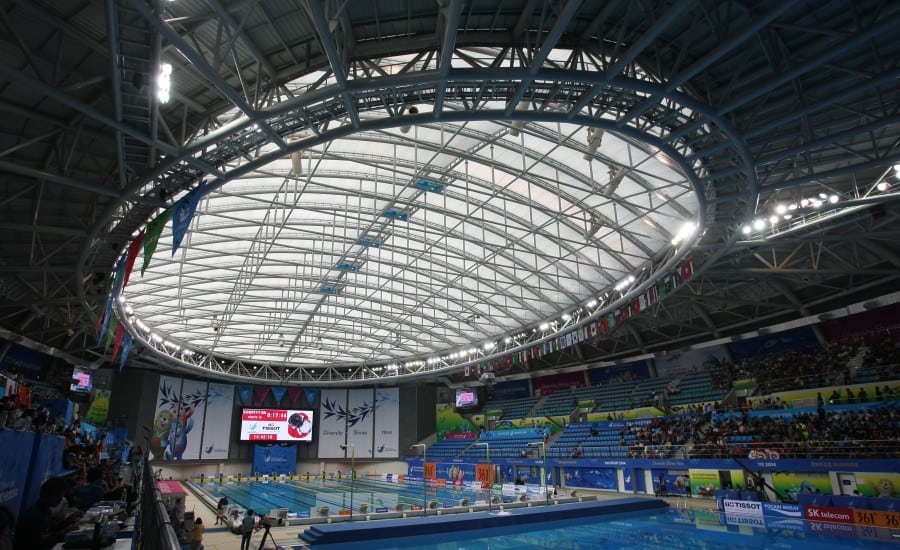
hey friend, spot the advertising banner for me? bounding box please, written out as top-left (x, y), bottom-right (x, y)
top-left (85, 389), bottom-right (111, 424)
top-left (373, 388), bottom-right (399, 458)
top-left (22, 434), bottom-right (65, 512)
top-left (251, 443), bottom-right (297, 475)
top-left (240, 409), bottom-right (314, 442)
top-left (0, 430), bottom-right (35, 518)
top-left (200, 383), bottom-right (234, 459)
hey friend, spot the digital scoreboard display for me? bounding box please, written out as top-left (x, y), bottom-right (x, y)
top-left (239, 408), bottom-right (314, 442)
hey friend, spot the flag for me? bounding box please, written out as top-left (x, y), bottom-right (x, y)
top-left (303, 387), bottom-right (319, 405)
top-left (286, 386), bottom-right (303, 404)
top-left (142, 210), bottom-right (171, 276)
top-left (111, 323), bottom-right (125, 362)
top-left (104, 315), bottom-right (118, 353)
top-left (681, 258), bottom-right (694, 281)
top-left (647, 284), bottom-right (659, 304)
top-left (270, 386), bottom-right (287, 404)
top-left (119, 333), bottom-right (133, 372)
top-left (253, 386), bottom-right (270, 404)
top-left (97, 256), bottom-right (126, 347)
top-left (123, 230), bottom-right (145, 289)
top-left (237, 386), bottom-right (253, 404)
top-left (97, 296), bottom-right (113, 348)
top-left (172, 182), bottom-right (206, 255)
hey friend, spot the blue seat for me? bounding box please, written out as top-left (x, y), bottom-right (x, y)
top-left (797, 493), bottom-right (832, 507)
top-left (831, 495), bottom-right (869, 510)
top-left (869, 497), bottom-right (899, 512)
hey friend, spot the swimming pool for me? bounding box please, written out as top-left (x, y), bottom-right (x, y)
top-left (192, 477), bottom-right (507, 518)
top-left (299, 505), bottom-right (900, 549)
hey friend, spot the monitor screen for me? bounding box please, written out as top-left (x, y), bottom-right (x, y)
top-left (455, 388), bottom-right (479, 408)
top-left (239, 408), bottom-right (314, 442)
top-left (70, 365), bottom-right (92, 393)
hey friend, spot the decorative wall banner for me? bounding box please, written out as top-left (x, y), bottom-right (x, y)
top-left (318, 388), bottom-right (347, 458)
top-left (346, 388), bottom-right (375, 458)
top-left (373, 388), bottom-right (399, 459)
top-left (177, 378), bottom-right (210, 461)
top-left (200, 382), bottom-right (234, 460)
top-left (149, 376), bottom-right (182, 461)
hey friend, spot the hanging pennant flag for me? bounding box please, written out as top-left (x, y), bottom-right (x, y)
top-left (303, 387), bottom-right (319, 405)
top-left (119, 333), bottom-right (133, 372)
top-left (270, 386), bottom-right (287, 404)
top-left (111, 323), bottom-right (125, 362)
top-left (681, 257), bottom-right (694, 281)
top-left (123, 230), bottom-right (145, 289)
top-left (237, 386), bottom-right (253, 404)
top-left (104, 315), bottom-right (118, 353)
top-left (142, 210), bottom-right (171, 276)
top-left (286, 387), bottom-right (303, 404)
top-left (172, 181), bottom-right (207, 255)
top-left (253, 386), bottom-right (271, 404)
top-left (98, 256), bottom-right (127, 346)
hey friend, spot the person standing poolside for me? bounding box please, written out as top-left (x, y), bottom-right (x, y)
top-left (240, 509), bottom-right (255, 550)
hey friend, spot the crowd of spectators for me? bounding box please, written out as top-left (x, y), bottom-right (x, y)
top-left (625, 415), bottom-right (702, 458)
top-left (723, 339), bottom-right (864, 396)
top-left (692, 404), bottom-right (900, 459)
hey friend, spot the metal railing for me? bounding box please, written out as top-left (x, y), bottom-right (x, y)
top-left (133, 461), bottom-right (181, 550)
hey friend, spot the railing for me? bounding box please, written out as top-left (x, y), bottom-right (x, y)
top-left (133, 461), bottom-right (181, 550)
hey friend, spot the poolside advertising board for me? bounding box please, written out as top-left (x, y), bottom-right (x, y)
top-left (239, 408), bottom-right (314, 442)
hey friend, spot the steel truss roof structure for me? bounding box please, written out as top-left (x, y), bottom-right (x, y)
top-left (1, 0), bottom-right (899, 386)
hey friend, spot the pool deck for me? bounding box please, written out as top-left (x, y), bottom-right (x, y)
top-left (298, 496), bottom-right (668, 546)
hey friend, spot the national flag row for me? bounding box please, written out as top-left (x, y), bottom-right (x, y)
top-left (469, 257), bottom-right (695, 376)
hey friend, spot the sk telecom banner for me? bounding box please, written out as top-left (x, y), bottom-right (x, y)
top-left (373, 388), bottom-right (400, 458)
top-left (200, 383), bottom-right (234, 460)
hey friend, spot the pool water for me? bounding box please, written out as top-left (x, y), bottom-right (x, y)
top-left (195, 478), bottom-right (497, 518)
top-left (301, 508), bottom-right (900, 549)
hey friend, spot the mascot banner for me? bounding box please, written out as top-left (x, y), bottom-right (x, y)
top-left (150, 376), bottom-right (235, 461)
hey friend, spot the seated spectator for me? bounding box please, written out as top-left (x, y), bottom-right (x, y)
top-left (74, 467), bottom-right (107, 510)
top-left (14, 477), bottom-right (80, 550)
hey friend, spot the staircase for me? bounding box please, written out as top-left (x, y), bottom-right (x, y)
top-left (112, 0), bottom-right (154, 176)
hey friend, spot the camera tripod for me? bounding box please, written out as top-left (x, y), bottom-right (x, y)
top-left (254, 520), bottom-right (280, 550)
